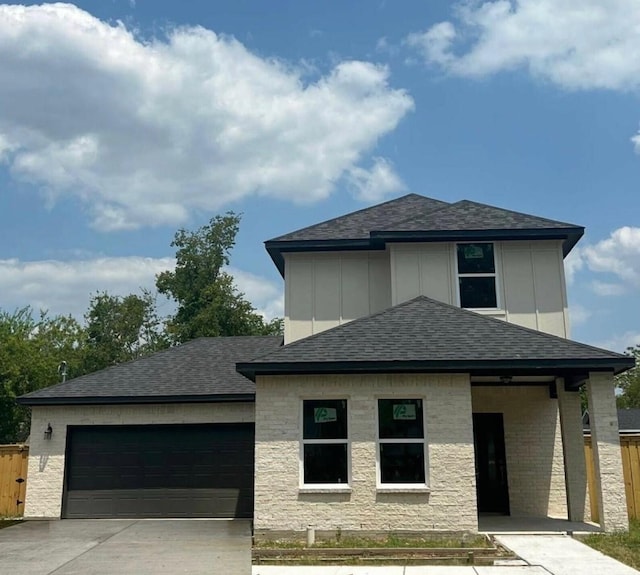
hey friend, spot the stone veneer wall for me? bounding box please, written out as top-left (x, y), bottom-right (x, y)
top-left (471, 386), bottom-right (567, 518)
top-left (25, 402), bottom-right (255, 519)
top-left (254, 373), bottom-right (478, 534)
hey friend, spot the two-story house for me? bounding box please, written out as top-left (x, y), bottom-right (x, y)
top-left (19, 194), bottom-right (634, 534)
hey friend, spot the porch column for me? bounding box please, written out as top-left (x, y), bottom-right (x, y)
top-left (586, 371), bottom-right (628, 532)
top-left (556, 379), bottom-right (587, 522)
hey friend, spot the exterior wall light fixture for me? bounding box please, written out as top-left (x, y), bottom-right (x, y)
top-left (44, 423), bottom-right (53, 440)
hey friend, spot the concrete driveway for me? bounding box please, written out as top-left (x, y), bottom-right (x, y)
top-left (0, 519), bottom-right (251, 575)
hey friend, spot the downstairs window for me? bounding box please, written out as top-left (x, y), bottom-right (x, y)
top-left (377, 398), bottom-right (427, 486)
top-left (302, 399), bottom-right (348, 485)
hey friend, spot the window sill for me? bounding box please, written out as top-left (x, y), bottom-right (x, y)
top-left (299, 486), bottom-right (352, 494)
top-left (376, 486), bottom-right (431, 494)
top-left (465, 308), bottom-right (505, 316)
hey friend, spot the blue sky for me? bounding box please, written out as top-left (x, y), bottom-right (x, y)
top-left (0, 1), bottom-right (638, 351)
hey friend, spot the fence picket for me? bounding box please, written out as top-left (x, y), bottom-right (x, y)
top-left (0, 445), bottom-right (29, 517)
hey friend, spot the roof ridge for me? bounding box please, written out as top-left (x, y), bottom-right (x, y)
top-left (383, 199), bottom-right (464, 229)
top-left (455, 199), bottom-right (582, 229)
top-left (266, 194), bottom-right (447, 242)
top-left (410, 295), bottom-right (629, 358)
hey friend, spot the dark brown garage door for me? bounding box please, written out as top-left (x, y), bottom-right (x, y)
top-left (62, 423), bottom-right (254, 519)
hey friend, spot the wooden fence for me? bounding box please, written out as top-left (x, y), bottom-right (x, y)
top-left (0, 445), bottom-right (28, 517)
top-left (585, 435), bottom-right (640, 523)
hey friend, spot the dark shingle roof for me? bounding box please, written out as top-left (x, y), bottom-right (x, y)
top-left (270, 194), bottom-right (449, 242)
top-left (19, 336), bottom-right (282, 406)
top-left (237, 297), bottom-right (633, 381)
top-left (584, 409), bottom-right (640, 433)
top-left (387, 200), bottom-right (579, 232)
top-left (618, 409), bottom-right (640, 431)
top-left (265, 194), bottom-right (584, 275)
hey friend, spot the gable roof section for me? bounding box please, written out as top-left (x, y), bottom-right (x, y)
top-left (237, 297), bottom-right (633, 383)
top-left (19, 335), bottom-right (283, 406)
top-left (265, 195), bottom-right (584, 275)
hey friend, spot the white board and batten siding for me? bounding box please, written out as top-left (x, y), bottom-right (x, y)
top-left (284, 240), bottom-right (570, 343)
top-left (390, 240), bottom-right (570, 338)
top-left (284, 251), bottom-right (391, 343)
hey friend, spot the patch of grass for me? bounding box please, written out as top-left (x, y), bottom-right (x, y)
top-left (580, 520), bottom-right (640, 570)
top-left (255, 534), bottom-right (491, 549)
top-left (254, 557), bottom-right (477, 566)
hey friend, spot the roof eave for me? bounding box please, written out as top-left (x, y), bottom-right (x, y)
top-left (371, 227), bottom-right (585, 254)
top-left (17, 393), bottom-right (255, 407)
top-left (265, 227), bottom-right (586, 276)
top-left (237, 357), bottom-right (632, 382)
top-left (265, 238), bottom-right (379, 277)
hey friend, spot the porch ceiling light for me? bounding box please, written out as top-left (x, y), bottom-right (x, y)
top-left (500, 375), bottom-right (512, 384)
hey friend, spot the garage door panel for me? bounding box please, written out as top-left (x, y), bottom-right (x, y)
top-left (64, 488), bottom-right (252, 519)
top-left (63, 423), bottom-right (254, 518)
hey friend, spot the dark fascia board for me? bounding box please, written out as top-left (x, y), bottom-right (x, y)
top-left (370, 227), bottom-right (584, 256)
top-left (265, 227), bottom-right (585, 276)
top-left (17, 393), bottom-right (255, 407)
top-left (236, 357), bottom-right (633, 382)
top-left (266, 239), bottom-right (377, 276)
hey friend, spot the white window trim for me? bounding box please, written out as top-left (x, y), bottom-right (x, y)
top-left (375, 397), bottom-right (429, 491)
top-left (299, 398), bottom-right (351, 490)
top-left (454, 241), bottom-right (502, 311)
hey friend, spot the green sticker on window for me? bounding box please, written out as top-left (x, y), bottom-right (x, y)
top-left (393, 404), bottom-right (416, 420)
top-left (464, 245), bottom-right (484, 259)
top-left (314, 407), bottom-right (337, 423)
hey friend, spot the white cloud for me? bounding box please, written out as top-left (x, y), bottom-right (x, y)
top-left (0, 257), bottom-right (283, 322)
top-left (582, 227), bottom-right (640, 287)
top-left (405, 22), bottom-right (456, 67)
top-left (568, 303), bottom-right (591, 327)
top-left (0, 4), bottom-right (413, 230)
top-left (563, 247), bottom-right (583, 285)
top-left (407, 0), bottom-right (640, 91)
top-left (346, 157), bottom-right (406, 202)
top-left (227, 267), bottom-right (283, 320)
top-left (632, 129), bottom-right (640, 154)
top-left (564, 227), bottom-right (640, 295)
top-left (0, 257), bottom-right (174, 320)
top-left (593, 331), bottom-right (640, 353)
top-left (591, 281), bottom-right (627, 297)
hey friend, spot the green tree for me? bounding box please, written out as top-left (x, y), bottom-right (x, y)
top-left (616, 345), bottom-right (640, 408)
top-left (82, 290), bottom-right (169, 373)
top-left (156, 212), bottom-right (282, 343)
top-left (0, 308), bottom-right (85, 443)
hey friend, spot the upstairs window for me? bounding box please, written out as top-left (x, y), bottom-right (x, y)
top-left (377, 399), bottom-right (427, 485)
top-left (302, 399), bottom-right (348, 485)
top-left (457, 243), bottom-right (498, 308)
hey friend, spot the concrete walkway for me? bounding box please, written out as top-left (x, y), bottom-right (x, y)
top-left (253, 534), bottom-right (640, 575)
top-left (495, 534), bottom-right (640, 574)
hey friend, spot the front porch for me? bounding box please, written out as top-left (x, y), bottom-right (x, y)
top-left (478, 514), bottom-right (601, 534)
top-left (471, 370), bottom-right (629, 533)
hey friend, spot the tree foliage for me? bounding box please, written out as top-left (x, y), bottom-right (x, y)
top-left (616, 345), bottom-right (640, 408)
top-left (82, 290), bottom-right (169, 373)
top-left (156, 212), bottom-right (281, 342)
top-left (0, 308), bottom-right (85, 443)
top-left (0, 212), bottom-right (283, 442)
